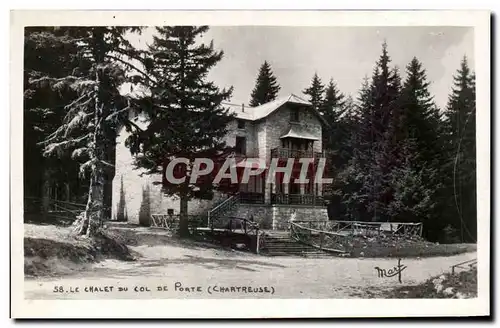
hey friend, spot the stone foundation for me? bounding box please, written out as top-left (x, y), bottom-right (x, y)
top-left (229, 204), bottom-right (328, 231)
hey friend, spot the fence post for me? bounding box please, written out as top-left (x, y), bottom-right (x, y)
top-left (256, 229), bottom-right (260, 254)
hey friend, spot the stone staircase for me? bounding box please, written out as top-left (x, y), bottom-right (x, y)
top-left (207, 193), bottom-right (240, 228)
top-left (260, 231), bottom-right (330, 257)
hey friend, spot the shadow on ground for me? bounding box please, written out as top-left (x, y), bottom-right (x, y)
top-left (107, 223), bottom-right (233, 252)
top-left (80, 253), bottom-right (287, 279)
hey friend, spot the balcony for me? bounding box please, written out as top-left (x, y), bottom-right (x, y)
top-left (239, 192), bottom-right (265, 204)
top-left (271, 147), bottom-right (327, 159)
top-left (271, 193), bottom-right (326, 206)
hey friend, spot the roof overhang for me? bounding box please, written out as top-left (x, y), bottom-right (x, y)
top-left (280, 125), bottom-right (319, 141)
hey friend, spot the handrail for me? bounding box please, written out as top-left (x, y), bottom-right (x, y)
top-left (293, 220), bottom-right (423, 226)
top-left (291, 221), bottom-right (346, 237)
top-left (293, 220), bottom-right (423, 237)
top-left (290, 221), bottom-right (347, 253)
top-left (207, 193), bottom-right (239, 228)
top-left (24, 197), bottom-right (87, 208)
top-left (451, 258), bottom-right (477, 274)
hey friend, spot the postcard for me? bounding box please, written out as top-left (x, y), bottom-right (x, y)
top-left (10, 10), bottom-right (490, 318)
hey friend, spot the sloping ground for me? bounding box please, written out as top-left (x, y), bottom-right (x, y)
top-left (345, 233), bottom-right (477, 258)
top-left (24, 223), bottom-right (134, 277)
top-left (380, 267), bottom-right (477, 298)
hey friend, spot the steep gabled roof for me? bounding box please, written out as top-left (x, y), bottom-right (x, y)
top-left (226, 93), bottom-right (315, 120)
top-left (225, 94), bottom-right (329, 126)
top-left (248, 94), bottom-right (311, 121)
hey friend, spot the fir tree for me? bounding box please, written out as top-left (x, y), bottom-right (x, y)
top-left (390, 57), bottom-right (443, 225)
top-left (35, 27), bottom-right (143, 237)
top-left (249, 61), bottom-right (281, 106)
top-left (303, 73), bottom-right (325, 111)
top-left (399, 57), bottom-right (442, 165)
top-left (444, 56), bottom-right (476, 242)
top-left (320, 78), bottom-right (347, 163)
top-left (321, 79), bottom-right (345, 120)
top-left (24, 28), bottom-right (87, 216)
top-left (127, 26), bottom-right (234, 237)
top-left (339, 42), bottom-right (403, 222)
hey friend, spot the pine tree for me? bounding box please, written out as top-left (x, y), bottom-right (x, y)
top-left (399, 57), bottom-right (442, 165)
top-left (389, 57), bottom-right (443, 225)
top-left (24, 28), bottom-right (87, 216)
top-left (303, 73), bottom-right (325, 111)
top-left (127, 26), bottom-right (234, 237)
top-left (339, 42), bottom-right (402, 222)
top-left (249, 61), bottom-right (281, 106)
top-left (35, 27), bottom-right (143, 237)
top-left (336, 77), bottom-right (374, 221)
top-left (363, 43), bottom-right (402, 221)
top-left (321, 79), bottom-right (345, 120)
top-left (444, 56), bottom-right (476, 242)
top-left (320, 78), bottom-right (347, 165)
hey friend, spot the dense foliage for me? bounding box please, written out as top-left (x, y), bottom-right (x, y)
top-left (249, 60), bottom-right (281, 106)
top-left (318, 43), bottom-right (476, 243)
top-left (125, 26), bottom-right (235, 236)
top-left (24, 29), bottom-right (476, 242)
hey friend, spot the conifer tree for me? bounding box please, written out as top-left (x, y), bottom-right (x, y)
top-left (399, 57), bottom-right (442, 166)
top-left (321, 79), bottom-right (346, 155)
top-left (385, 57), bottom-right (443, 225)
top-left (443, 56), bottom-right (476, 242)
top-left (24, 27), bottom-right (85, 215)
top-left (35, 27), bottom-right (143, 236)
top-left (321, 79), bottom-right (345, 121)
top-left (303, 73), bottom-right (325, 111)
top-left (249, 61), bottom-right (281, 106)
top-left (127, 26), bottom-right (234, 237)
top-left (339, 42), bottom-right (402, 222)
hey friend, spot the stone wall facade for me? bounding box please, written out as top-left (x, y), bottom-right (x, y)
top-left (112, 117), bottom-right (226, 225)
top-left (112, 101), bottom-right (325, 225)
top-left (228, 204), bottom-right (328, 231)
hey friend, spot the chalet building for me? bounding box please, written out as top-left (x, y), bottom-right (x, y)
top-left (112, 94), bottom-right (331, 230)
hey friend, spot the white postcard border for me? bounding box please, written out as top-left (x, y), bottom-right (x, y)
top-left (10, 10), bottom-right (490, 318)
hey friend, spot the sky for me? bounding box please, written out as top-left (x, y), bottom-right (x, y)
top-left (128, 26), bottom-right (474, 110)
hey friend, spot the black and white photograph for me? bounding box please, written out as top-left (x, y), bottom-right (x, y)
top-left (10, 10), bottom-right (490, 318)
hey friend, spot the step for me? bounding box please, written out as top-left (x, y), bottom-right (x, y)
top-left (263, 252), bottom-right (329, 257)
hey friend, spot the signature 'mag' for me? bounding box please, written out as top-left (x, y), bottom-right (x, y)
top-left (374, 258), bottom-right (407, 283)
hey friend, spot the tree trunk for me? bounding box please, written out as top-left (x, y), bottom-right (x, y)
top-left (79, 166), bottom-right (105, 236)
top-left (77, 63), bottom-right (106, 237)
top-left (41, 168), bottom-right (52, 220)
top-left (178, 194), bottom-right (190, 237)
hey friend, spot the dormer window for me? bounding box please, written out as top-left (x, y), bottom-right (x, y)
top-left (291, 108), bottom-right (300, 122)
top-left (237, 119), bottom-right (245, 129)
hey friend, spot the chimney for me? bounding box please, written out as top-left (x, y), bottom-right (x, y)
top-left (241, 103), bottom-right (245, 112)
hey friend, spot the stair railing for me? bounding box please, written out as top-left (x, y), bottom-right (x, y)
top-left (207, 193), bottom-right (240, 229)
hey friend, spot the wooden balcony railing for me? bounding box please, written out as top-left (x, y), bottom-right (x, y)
top-left (271, 193), bottom-right (325, 206)
top-left (239, 192), bottom-right (265, 204)
top-left (270, 147), bottom-right (328, 159)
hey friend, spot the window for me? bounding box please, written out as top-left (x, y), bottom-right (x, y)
top-left (235, 136), bottom-right (247, 155)
top-left (237, 119), bottom-right (245, 129)
top-left (291, 108), bottom-right (300, 122)
top-left (167, 209), bottom-right (174, 215)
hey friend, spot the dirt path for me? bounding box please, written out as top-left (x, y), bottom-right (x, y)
top-left (25, 240), bottom-right (477, 299)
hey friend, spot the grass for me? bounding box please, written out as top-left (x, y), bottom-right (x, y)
top-left (382, 267), bottom-right (477, 298)
top-left (24, 223), bottom-right (134, 278)
top-left (342, 233), bottom-right (476, 258)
